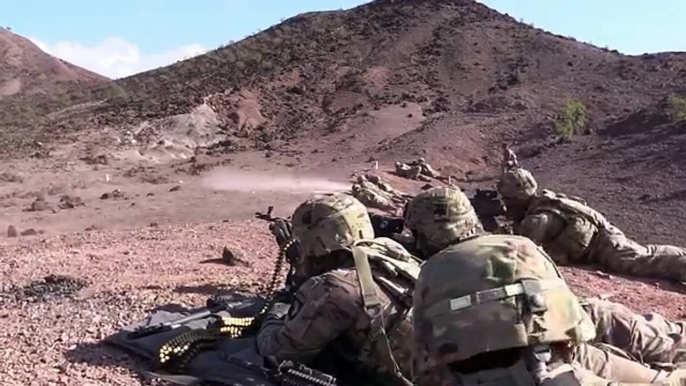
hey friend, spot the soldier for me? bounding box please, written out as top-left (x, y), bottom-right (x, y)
top-left (395, 161), bottom-right (431, 182)
top-left (502, 143), bottom-right (519, 171)
top-left (404, 187), bottom-right (686, 381)
top-left (496, 166), bottom-right (686, 283)
top-left (256, 193), bottom-right (420, 386)
top-left (582, 297), bottom-right (686, 368)
top-left (362, 174), bottom-right (407, 198)
top-left (413, 157), bottom-right (441, 179)
top-left (351, 183), bottom-right (400, 214)
top-left (412, 232), bottom-right (686, 385)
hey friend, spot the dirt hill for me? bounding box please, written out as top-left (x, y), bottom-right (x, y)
top-left (3, 0), bottom-right (686, 241)
top-left (0, 27), bottom-right (112, 153)
top-left (4, 0), bottom-right (684, 166)
top-left (0, 27), bottom-right (107, 96)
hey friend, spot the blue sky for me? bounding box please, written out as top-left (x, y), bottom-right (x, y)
top-left (3, 0), bottom-right (685, 79)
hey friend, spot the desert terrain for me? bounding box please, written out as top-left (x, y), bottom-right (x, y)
top-left (3, 0), bottom-right (686, 384)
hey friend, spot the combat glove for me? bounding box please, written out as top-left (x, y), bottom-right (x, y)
top-left (269, 219), bottom-right (293, 246)
top-left (265, 301), bottom-right (291, 320)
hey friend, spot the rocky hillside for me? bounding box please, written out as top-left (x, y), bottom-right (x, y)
top-left (0, 27), bottom-right (114, 153)
top-left (3, 0), bottom-right (682, 168)
top-left (3, 0), bottom-right (686, 192)
top-left (0, 27), bottom-right (107, 97)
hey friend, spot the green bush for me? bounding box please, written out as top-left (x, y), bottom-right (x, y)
top-left (668, 94), bottom-right (686, 122)
top-left (555, 99), bottom-right (587, 139)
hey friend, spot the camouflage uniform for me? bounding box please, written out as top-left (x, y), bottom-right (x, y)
top-left (256, 193), bottom-right (420, 385)
top-left (403, 187), bottom-right (686, 384)
top-left (411, 232), bottom-right (666, 385)
top-left (363, 174), bottom-right (406, 197)
top-left (496, 167), bottom-right (686, 283)
top-left (351, 183), bottom-right (399, 214)
top-left (358, 175), bottom-right (408, 206)
top-left (582, 297), bottom-right (686, 367)
top-left (395, 162), bottom-right (431, 182)
top-left (412, 158), bottom-right (441, 179)
top-left (502, 144), bottom-right (519, 171)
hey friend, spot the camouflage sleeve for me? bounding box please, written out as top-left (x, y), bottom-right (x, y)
top-left (583, 297), bottom-right (685, 365)
top-left (256, 272), bottom-right (361, 363)
top-left (574, 342), bottom-right (663, 382)
top-left (517, 212), bottom-right (564, 245)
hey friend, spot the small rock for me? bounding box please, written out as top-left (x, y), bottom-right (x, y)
top-left (7, 225), bottom-right (17, 237)
top-left (593, 270), bottom-right (612, 279)
top-left (58, 195), bottom-right (85, 209)
top-left (149, 222), bottom-right (159, 227)
top-left (25, 198), bottom-right (51, 212)
top-left (20, 228), bottom-right (38, 236)
top-left (84, 225), bottom-right (99, 232)
top-left (169, 185), bottom-right (181, 192)
top-left (146, 192), bottom-right (155, 197)
top-left (222, 244), bottom-right (248, 266)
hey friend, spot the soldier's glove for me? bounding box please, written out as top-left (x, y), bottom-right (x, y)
top-left (270, 219), bottom-right (293, 246)
top-left (264, 302), bottom-right (291, 322)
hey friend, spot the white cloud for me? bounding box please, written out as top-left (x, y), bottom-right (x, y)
top-left (28, 36), bottom-right (208, 79)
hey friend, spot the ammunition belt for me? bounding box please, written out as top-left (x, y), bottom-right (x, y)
top-left (156, 316), bottom-right (256, 373)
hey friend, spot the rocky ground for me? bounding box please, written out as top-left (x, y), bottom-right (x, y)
top-left (1, 157), bottom-right (685, 386)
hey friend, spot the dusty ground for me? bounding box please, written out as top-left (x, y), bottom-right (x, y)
top-left (1, 157), bottom-right (686, 386)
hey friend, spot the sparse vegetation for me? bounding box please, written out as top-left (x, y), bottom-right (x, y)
top-left (668, 94), bottom-right (686, 122)
top-left (555, 99), bottom-right (587, 140)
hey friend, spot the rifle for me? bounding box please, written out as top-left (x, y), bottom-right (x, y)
top-left (227, 357), bottom-right (338, 386)
top-left (369, 213), bottom-right (405, 238)
top-left (469, 188), bottom-right (505, 233)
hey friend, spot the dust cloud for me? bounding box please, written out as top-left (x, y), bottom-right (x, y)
top-left (201, 168), bottom-right (350, 194)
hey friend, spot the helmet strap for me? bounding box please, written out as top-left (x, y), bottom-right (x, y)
top-left (524, 345), bottom-right (552, 385)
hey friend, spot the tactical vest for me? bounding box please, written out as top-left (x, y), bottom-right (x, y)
top-left (350, 237), bottom-right (422, 386)
top-left (527, 190), bottom-right (609, 262)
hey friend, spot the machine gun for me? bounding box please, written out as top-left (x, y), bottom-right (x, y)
top-left (254, 206), bottom-right (305, 310)
top-left (469, 188), bottom-right (505, 233)
top-left (127, 294), bottom-right (265, 340)
top-left (228, 357), bottom-right (338, 386)
top-left (255, 206), bottom-right (301, 266)
top-left (367, 188), bottom-right (505, 238)
top-left (369, 213), bottom-right (405, 238)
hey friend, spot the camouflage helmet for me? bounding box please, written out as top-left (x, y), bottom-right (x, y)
top-left (404, 187), bottom-right (482, 254)
top-left (413, 234), bottom-right (595, 368)
top-left (291, 193), bottom-right (374, 259)
top-left (497, 167), bottom-right (538, 200)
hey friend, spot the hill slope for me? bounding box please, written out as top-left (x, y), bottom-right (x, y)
top-left (13, 0), bottom-right (684, 168)
top-left (3, 0), bottom-right (686, 244)
top-left (0, 27), bottom-right (107, 97)
top-left (0, 27), bottom-right (112, 152)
